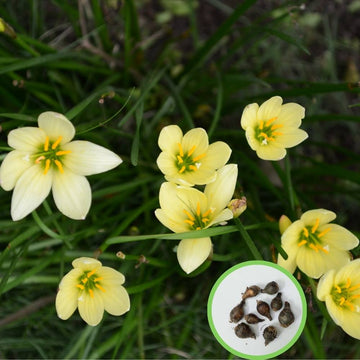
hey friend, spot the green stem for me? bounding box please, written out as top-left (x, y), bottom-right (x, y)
top-left (234, 218), bottom-right (263, 260)
top-left (284, 154), bottom-right (296, 217)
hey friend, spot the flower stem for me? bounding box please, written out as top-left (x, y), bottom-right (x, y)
top-left (234, 218), bottom-right (263, 260)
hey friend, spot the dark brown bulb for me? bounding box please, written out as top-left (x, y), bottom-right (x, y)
top-left (234, 322), bottom-right (256, 339)
top-left (278, 301), bottom-right (295, 328)
top-left (244, 313), bottom-right (265, 324)
top-left (271, 292), bottom-right (283, 311)
top-left (242, 285), bottom-right (261, 300)
top-left (230, 300), bottom-right (245, 323)
top-left (261, 281), bottom-right (279, 295)
top-left (263, 325), bottom-right (277, 346)
top-left (256, 300), bottom-right (272, 320)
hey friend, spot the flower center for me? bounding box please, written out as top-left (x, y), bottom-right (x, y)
top-left (34, 136), bottom-right (71, 175)
top-left (76, 269), bottom-right (106, 298)
top-left (255, 117), bottom-right (283, 145)
top-left (331, 277), bottom-right (360, 312)
top-left (183, 202), bottom-right (213, 230)
top-left (176, 142), bottom-right (206, 174)
top-left (297, 218), bottom-right (331, 253)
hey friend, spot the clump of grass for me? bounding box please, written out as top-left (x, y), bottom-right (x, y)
top-left (0, 1), bottom-right (359, 359)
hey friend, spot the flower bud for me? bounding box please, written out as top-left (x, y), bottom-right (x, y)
top-left (228, 197), bottom-right (247, 218)
top-left (279, 215), bottom-right (292, 234)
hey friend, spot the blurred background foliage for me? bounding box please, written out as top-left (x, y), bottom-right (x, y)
top-left (0, 0), bottom-right (359, 358)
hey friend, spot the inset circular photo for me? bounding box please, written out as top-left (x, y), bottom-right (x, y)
top-left (207, 260), bottom-right (307, 360)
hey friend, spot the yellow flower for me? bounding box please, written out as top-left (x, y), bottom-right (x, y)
top-left (156, 125), bottom-right (231, 186)
top-left (56, 257), bottom-right (130, 326)
top-left (240, 96), bottom-right (308, 160)
top-left (0, 112), bottom-right (122, 220)
top-left (278, 209), bottom-right (359, 279)
top-left (279, 214), bottom-right (292, 235)
top-left (155, 164), bottom-right (238, 274)
top-left (317, 259), bottom-right (360, 339)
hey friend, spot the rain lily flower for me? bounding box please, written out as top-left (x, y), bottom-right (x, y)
top-left (155, 164), bottom-right (237, 274)
top-left (240, 96), bottom-right (308, 160)
top-left (317, 259), bottom-right (360, 339)
top-left (278, 209), bottom-right (359, 279)
top-left (0, 111), bottom-right (122, 220)
top-left (156, 125), bottom-right (231, 186)
top-left (56, 257), bottom-right (130, 326)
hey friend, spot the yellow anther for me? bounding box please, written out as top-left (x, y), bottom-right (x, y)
top-left (309, 243), bottom-right (319, 252)
top-left (88, 289), bottom-right (94, 298)
top-left (196, 202), bottom-right (201, 216)
top-left (318, 245), bottom-right (329, 254)
top-left (54, 159), bottom-right (64, 173)
top-left (303, 227), bottom-right (309, 237)
top-left (297, 240), bottom-right (307, 247)
top-left (177, 155), bottom-right (183, 164)
top-left (183, 209), bottom-right (195, 221)
top-left (318, 228), bottom-right (331, 238)
top-left (87, 269), bottom-right (96, 278)
top-left (189, 165), bottom-right (198, 171)
top-left (259, 132), bottom-right (270, 140)
top-left (177, 143), bottom-right (184, 157)
top-left (44, 136), bottom-right (49, 151)
top-left (335, 285), bottom-right (342, 294)
top-left (202, 209), bottom-right (212, 217)
top-left (345, 278), bottom-right (352, 288)
top-left (95, 283), bottom-right (106, 293)
top-left (350, 294), bottom-right (360, 300)
top-left (76, 284), bottom-right (85, 290)
top-left (349, 283), bottom-right (360, 292)
top-left (202, 217), bottom-right (209, 224)
top-left (187, 145), bottom-right (196, 157)
top-left (94, 277), bottom-right (103, 282)
top-left (311, 218), bottom-right (320, 233)
top-left (35, 155), bottom-right (45, 164)
top-left (192, 153), bottom-right (206, 162)
top-left (272, 131), bottom-right (283, 136)
top-left (271, 124), bottom-right (283, 130)
top-left (196, 226), bottom-right (201, 230)
top-left (339, 297), bottom-right (346, 306)
top-left (179, 165), bottom-right (186, 174)
top-left (43, 159), bottom-right (51, 175)
top-left (345, 300), bottom-right (355, 312)
top-left (265, 116), bottom-right (278, 127)
top-left (81, 278), bottom-right (88, 284)
top-left (259, 121), bottom-right (264, 130)
top-left (55, 150), bottom-right (71, 156)
top-left (185, 219), bottom-right (195, 226)
top-left (51, 136), bottom-right (62, 150)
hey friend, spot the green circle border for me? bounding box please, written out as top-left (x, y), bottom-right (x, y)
top-left (207, 260), bottom-right (307, 360)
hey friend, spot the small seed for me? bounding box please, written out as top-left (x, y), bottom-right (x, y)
top-left (263, 325), bottom-right (277, 346)
top-left (242, 285), bottom-right (261, 300)
top-left (234, 322), bottom-right (256, 339)
top-left (256, 300), bottom-right (272, 320)
top-left (278, 301), bottom-right (295, 328)
top-left (230, 300), bottom-right (245, 323)
top-left (244, 313), bottom-right (265, 324)
top-left (271, 292), bottom-right (283, 311)
top-left (261, 281), bottom-right (279, 295)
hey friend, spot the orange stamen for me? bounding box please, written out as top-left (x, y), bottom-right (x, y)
top-left (259, 121), bottom-right (264, 130)
top-left (81, 278), bottom-right (88, 284)
top-left (335, 285), bottom-right (342, 293)
top-left (87, 269), bottom-right (96, 278)
top-left (196, 202), bottom-right (201, 216)
top-left (303, 227), bottom-right (309, 237)
top-left (76, 284), bottom-right (84, 290)
top-left (309, 243), bottom-right (319, 252)
top-left (318, 228), bottom-right (331, 238)
top-left (179, 165), bottom-right (186, 174)
top-left (177, 143), bottom-right (184, 157)
top-left (271, 124), bottom-right (283, 130)
top-left (55, 150), bottom-right (71, 156)
top-left (202, 209), bottom-right (212, 217)
top-left (177, 155), bottom-right (183, 164)
top-left (88, 289), bottom-right (94, 298)
top-left (44, 136), bottom-right (49, 151)
top-left (339, 297), bottom-right (346, 306)
top-left (297, 240), bottom-right (307, 247)
top-left (54, 160), bottom-right (64, 173)
top-left (95, 283), bottom-right (106, 292)
top-left (311, 218), bottom-right (320, 233)
top-left (35, 155), bottom-right (45, 164)
top-left (185, 219), bottom-right (195, 226)
top-left (189, 165), bottom-right (198, 171)
top-left (187, 145), bottom-right (196, 157)
top-left (265, 116), bottom-right (278, 127)
top-left (43, 159), bottom-right (51, 175)
top-left (183, 210), bottom-right (194, 221)
top-left (51, 136), bottom-right (62, 150)
top-left (192, 153), bottom-right (206, 162)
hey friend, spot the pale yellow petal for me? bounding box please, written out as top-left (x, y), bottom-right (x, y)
top-left (301, 209), bottom-right (336, 227)
top-left (181, 128), bottom-right (208, 155)
top-left (177, 237), bottom-right (212, 274)
top-left (11, 165), bottom-right (53, 221)
top-left (275, 128), bottom-right (308, 148)
top-left (240, 103), bottom-right (259, 130)
top-left (244, 128), bottom-right (259, 151)
top-left (256, 143), bottom-right (286, 161)
top-left (0, 150), bottom-right (33, 191)
top-left (320, 224), bottom-right (359, 250)
top-left (281, 220), bottom-right (304, 246)
top-left (209, 208), bottom-right (233, 226)
top-left (176, 186), bottom-right (208, 217)
top-left (279, 215), bottom-right (292, 235)
top-left (334, 258), bottom-right (360, 284)
top-left (257, 96), bottom-right (283, 121)
top-left (202, 141), bottom-right (232, 170)
top-left (98, 266), bottom-right (125, 286)
top-left (317, 269), bottom-right (335, 301)
top-left (277, 103), bottom-right (305, 128)
top-left (38, 112), bottom-right (75, 144)
top-left (155, 208), bottom-right (188, 233)
top-left (158, 125), bottom-right (183, 153)
top-left (204, 164), bottom-right (237, 212)
top-left (72, 257), bottom-right (102, 271)
top-left (102, 285), bottom-right (130, 316)
top-left (61, 141), bottom-right (122, 176)
top-left (277, 251), bottom-right (297, 274)
top-left (156, 152), bottom-right (178, 177)
top-left (8, 127), bottom-right (46, 151)
top-left (171, 168), bottom-right (216, 186)
top-left (78, 291), bottom-right (104, 326)
top-left (52, 169), bottom-right (91, 220)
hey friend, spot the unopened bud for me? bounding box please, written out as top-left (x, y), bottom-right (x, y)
top-left (279, 215), bottom-right (292, 234)
top-left (228, 197), bottom-right (247, 218)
